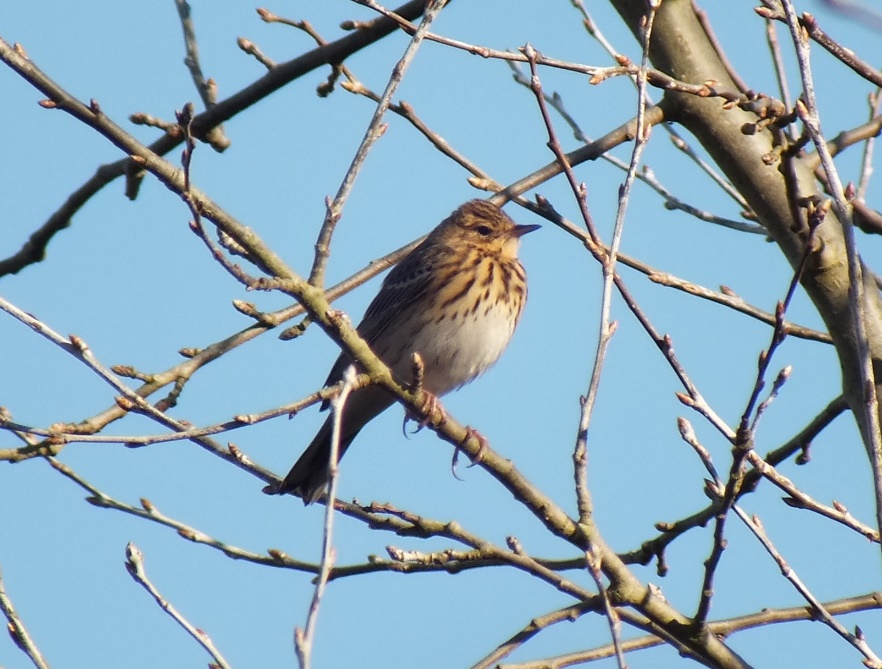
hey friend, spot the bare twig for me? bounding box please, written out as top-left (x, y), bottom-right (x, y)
top-left (0, 0), bottom-right (430, 277)
top-left (346, 3), bottom-right (752, 104)
top-left (0, 566), bottom-right (51, 669)
top-left (529, 203), bottom-right (737, 443)
top-left (586, 545), bottom-right (628, 669)
top-left (745, 450), bottom-right (879, 541)
top-left (523, 45), bottom-right (599, 522)
top-left (333, 501), bottom-right (597, 600)
top-left (804, 113), bottom-right (882, 172)
top-left (125, 543), bottom-right (232, 669)
top-left (758, 2), bottom-right (882, 87)
top-left (499, 592), bottom-right (882, 668)
top-left (468, 601), bottom-right (594, 669)
top-left (695, 214), bottom-right (816, 625)
top-left (766, 18), bottom-right (796, 134)
top-left (0, 231), bottom-right (418, 464)
top-left (682, 415), bottom-right (882, 665)
top-left (857, 90), bottom-right (882, 200)
top-left (308, 0), bottom-right (448, 288)
top-left (48, 458), bottom-right (322, 572)
top-left (0, 296), bottom-right (176, 425)
top-left (51, 456), bottom-right (586, 583)
top-left (690, 5), bottom-right (744, 92)
top-left (735, 510), bottom-right (882, 667)
top-left (571, 0), bottom-right (756, 216)
top-left (646, 271), bottom-right (831, 343)
top-left (295, 366), bottom-right (356, 668)
top-left (173, 0), bottom-right (229, 150)
top-left (781, 0), bottom-right (882, 551)
top-left (237, 36), bottom-right (276, 69)
top-left (1, 374), bottom-right (369, 447)
top-left (507, 60), bottom-right (758, 233)
top-left (621, 395), bottom-right (848, 569)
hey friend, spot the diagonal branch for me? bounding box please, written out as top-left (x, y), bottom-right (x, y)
top-left (0, 565), bottom-right (51, 669)
top-left (0, 0), bottom-right (430, 277)
top-left (125, 543), bottom-right (232, 669)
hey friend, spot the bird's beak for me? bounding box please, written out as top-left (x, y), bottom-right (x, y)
top-left (512, 223), bottom-right (541, 238)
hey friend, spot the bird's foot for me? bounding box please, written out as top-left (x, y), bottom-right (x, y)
top-left (402, 390), bottom-right (446, 437)
top-left (450, 426), bottom-right (488, 478)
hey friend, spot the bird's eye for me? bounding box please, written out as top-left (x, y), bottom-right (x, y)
top-left (476, 225), bottom-right (492, 236)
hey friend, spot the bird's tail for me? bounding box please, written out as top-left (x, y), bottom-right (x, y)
top-left (276, 415), bottom-right (358, 504)
top-left (275, 387), bottom-right (395, 504)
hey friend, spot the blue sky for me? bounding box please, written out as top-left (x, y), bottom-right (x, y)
top-left (2, 2), bottom-right (881, 668)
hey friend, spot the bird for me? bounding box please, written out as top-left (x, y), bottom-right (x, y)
top-left (276, 199), bottom-right (538, 503)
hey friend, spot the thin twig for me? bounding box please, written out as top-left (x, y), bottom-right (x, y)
top-left (507, 59), bottom-right (761, 234)
top-left (173, 0), bottom-right (229, 150)
top-left (745, 450), bottom-right (880, 542)
top-left (350, 3), bottom-right (751, 104)
top-left (125, 543), bottom-right (232, 669)
top-left (0, 0), bottom-right (430, 276)
top-left (681, 410), bottom-right (881, 665)
top-left (48, 458), bottom-right (320, 571)
top-left (695, 216), bottom-right (816, 626)
top-left (620, 395), bottom-right (848, 570)
top-left (237, 36), bottom-right (276, 69)
top-left (295, 366), bottom-right (356, 668)
top-left (308, 0), bottom-right (448, 288)
top-left (0, 566), bottom-right (51, 669)
top-left (1, 375), bottom-right (368, 447)
top-left (0, 296), bottom-right (176, 425)
top-left (567, 0), bottom-right (755, 215)
top-left (781, 0), bottom-right (882, 554)
top-left (646, 271), bottom-right (831, 343)
top-left (857, 90), bottom-right (882, 200)
top-left (342, 77), bottom-right (493, 186)
top-left (0, 234), bottom-right (417, 463)
top-left (534, 202), bottom-right (737, 442)
top-left (500, 592), bottom-right (882, 668)
top-left (468, 601), bottom-right (594, 669)
top-left (586, 546), bottom-right (628, 669)
top-left (765, 17), bottom-right (796, 142)
top-left (803, 113), bottom-right (882, 172)
top-left (51, 456), bottom-right (586, 582)
top-left (735, 509), bottom-right (882, 667)
top-left (333, 501), bottom-right (597, 600)
top-left (758, 2), bottom-right (882, 87)
top-left (523, 45), bottom-right (599, 522)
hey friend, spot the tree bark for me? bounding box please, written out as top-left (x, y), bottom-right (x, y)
top-left (610, 0), bottom-right (882, 532)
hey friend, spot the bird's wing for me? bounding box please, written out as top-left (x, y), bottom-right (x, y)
top-left (320, 241), bottom-right (441, 389)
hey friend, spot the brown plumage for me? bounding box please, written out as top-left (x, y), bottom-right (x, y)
top-left (277, 199), bottom-right (538, 503)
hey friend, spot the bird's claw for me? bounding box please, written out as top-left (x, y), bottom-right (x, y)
top-left (403, 391), bottom-right (445, 437)
top-left (402, 415), bottom-right (415, 438)
top-left (450, 448), bottom-right (465, 480)
top-left (450, 426), bottom-right (488, 478)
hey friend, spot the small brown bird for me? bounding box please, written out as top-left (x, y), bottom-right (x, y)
top-left (278, 199), bottom-right (538, 503)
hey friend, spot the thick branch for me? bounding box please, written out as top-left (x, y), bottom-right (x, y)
top-left (609, 0), bottom-right (882, 537)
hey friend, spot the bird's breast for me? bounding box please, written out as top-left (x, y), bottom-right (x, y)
top-left (403, 258), bottom-right (526, 396)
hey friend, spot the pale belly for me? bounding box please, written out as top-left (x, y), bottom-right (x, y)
top-left (401, 300), bottom-right (516, 396)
